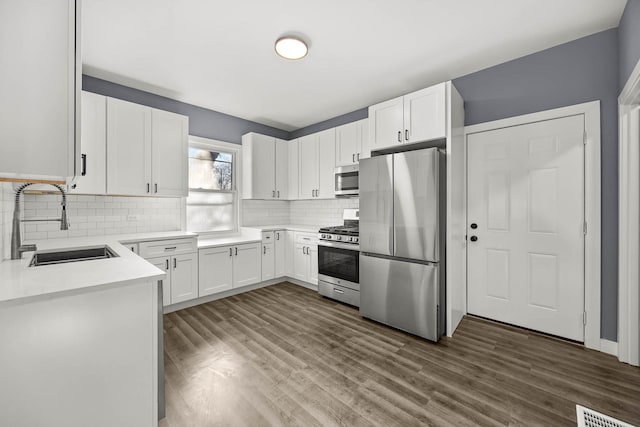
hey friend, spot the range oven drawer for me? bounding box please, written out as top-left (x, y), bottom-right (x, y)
top-left (319, 280), bottom-right (360, 308)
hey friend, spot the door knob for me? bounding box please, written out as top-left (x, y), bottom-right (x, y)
top-left (470, 223), bottom-right (478, 229)
top-left (470, 236), bottom-right (478, 242)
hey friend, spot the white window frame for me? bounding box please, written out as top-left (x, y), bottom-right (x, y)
top-left (184, 135), bottom-right (242, 237)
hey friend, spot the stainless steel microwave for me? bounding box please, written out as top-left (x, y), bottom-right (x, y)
top-left (334, 165), bottom-right (358, 197)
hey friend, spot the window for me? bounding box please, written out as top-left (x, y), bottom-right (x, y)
top-left (186, 136), bottom-right (239, 233)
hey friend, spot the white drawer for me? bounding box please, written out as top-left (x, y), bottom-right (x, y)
top-left (138, 237), bottom-right (197, 258)
top-left (261, 231), bottom-right (274, 243)
top-left (295, 232), bottom-right (318, 245)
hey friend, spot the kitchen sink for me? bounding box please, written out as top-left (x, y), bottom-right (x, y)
top-left (29, 245), bottom-right (119, 267)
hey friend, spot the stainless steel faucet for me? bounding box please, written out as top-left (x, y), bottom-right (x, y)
top-left (11, 183), bottom-right (69, 260)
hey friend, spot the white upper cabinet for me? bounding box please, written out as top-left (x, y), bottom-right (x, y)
top-left (242, 133), bottom-right (275, 199)
top-left (242, 133), bottom-right (291, 199)
top-left (317, 128), bottom-right (336, 198)
top-left (337, 119), bottom-right (369, 165)
top-left (152, 109), bottom-right (188, 197)
top-left (71, 91), bottom-right (106, 195)
top-left (335, 121), bottom-right (359, 166)
top-left (298, 134), bottom-right (319, 199)
top-left (368, 82), bottom-right (447, 151)
top-left (274, 139), bottom-right (289, 200)
top-left (287, 140), bottom-right (299, 199)
top-left (106, 98), bottom-right (152, 196)
top-left (403, 84), bottom-right (446, 143)
top-left (368, 96), bottom-right (404, 152)
top-left (106, 97), bottom-right (188, 197)
top-left (298, 128), bottom-right (335, 199)
top-left (0, 0), bottom-right (80, 181)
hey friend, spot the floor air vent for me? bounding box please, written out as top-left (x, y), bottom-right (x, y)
top-left (577, 405), bottom-right (636, 427)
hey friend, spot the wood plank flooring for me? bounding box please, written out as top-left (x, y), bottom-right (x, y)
top-left (159, 282), bottom-right (640, 427)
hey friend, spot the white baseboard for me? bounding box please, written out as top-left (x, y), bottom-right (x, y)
top-left (600, 339), bottom-right (618, 356)
top-left (163, 276), bottom-right (316, 314)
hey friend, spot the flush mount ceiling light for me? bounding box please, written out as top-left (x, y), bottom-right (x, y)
top-left (275, 36), bottom-right (308, 60)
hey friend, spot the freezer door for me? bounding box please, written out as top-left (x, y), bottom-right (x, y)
top-left (359, 154), bottom-right (394, 256)
top-left (393, 148), bottom-right (439, 262)
top-left (360, 254), bottom-right (439, 341)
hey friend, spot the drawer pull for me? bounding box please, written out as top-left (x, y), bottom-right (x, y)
top-left (333, 288), bottom-right (345, 294)
top-left (165, 246), bottom-right (177, 251)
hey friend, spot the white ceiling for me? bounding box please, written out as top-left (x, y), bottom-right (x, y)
top-left (82, 0), bottom-right (627, 131)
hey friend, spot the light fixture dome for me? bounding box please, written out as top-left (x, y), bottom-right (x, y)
top-left (275, 36), bottom-right (308, 60)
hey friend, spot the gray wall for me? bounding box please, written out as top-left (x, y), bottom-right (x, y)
top-left (82, 75), bottom-right (289, 144)
top-left (289, 108), bottom-right (368, 139)
top-left (453, 29), bottom-right (619, 341)
top-left (619, 0), bottom-right (640, 92)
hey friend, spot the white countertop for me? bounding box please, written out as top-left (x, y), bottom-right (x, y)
top-left (0, 230), bottom-right (196, 306)
top-left (247, 224), bottom-right (323, 233)
top-left (0, 227), bottom-right (322, 305)
top-left (198, 235), bottom-right (261, 249)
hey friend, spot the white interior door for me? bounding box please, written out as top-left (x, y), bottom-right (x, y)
top-left (467, 115), bottom-right (585, 341)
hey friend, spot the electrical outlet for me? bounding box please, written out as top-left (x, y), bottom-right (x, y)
top-left (127, 214), bottom-right (140, 221)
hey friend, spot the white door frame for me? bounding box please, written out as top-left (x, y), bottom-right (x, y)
top-left (618, 59), bottom-right (640, 366)
top-left (463, 101), bottom-right (601, 351)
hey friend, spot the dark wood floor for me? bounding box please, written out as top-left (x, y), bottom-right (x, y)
top-left (159, 282), bottom-right (640, 427)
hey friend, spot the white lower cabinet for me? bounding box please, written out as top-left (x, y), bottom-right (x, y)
top-left (198, 246), bottom-right (233, 296)
top-left (136, 236), bottom-right (198, 306)
top-left (285, 231), bottom-right (295, 277)
top-left (262, 243), bottom-right (275, 281)
top-left (274, 230), bottom-right (286, 277)
top-left (234, 243), bottom-right (262, 287)
top-left (148, 252), bottom-right (198, 306)
top-left (199, 242), bottom-right (262, 296)
top-left (293, 232), bottom-right (318, 285)
top-left (148, 256), bottom-right (171, 306)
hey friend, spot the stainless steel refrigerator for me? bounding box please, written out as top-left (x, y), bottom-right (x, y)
top-left (359, 147), bottom-right (445, 342)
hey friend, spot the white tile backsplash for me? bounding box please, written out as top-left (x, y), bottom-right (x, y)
top-left (242, 200), bottom-right (290, 226)
top-left (0, 188), bottom-right (358, 261)
top-left (21, 194), bottom-right (182, 242)
top-left (289, 198), bottom-right (359, 226)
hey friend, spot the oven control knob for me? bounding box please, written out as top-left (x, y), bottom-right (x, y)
top-left (336, 236), bottom-right (342, 241)
top-left (353, 237), bottom-right (359, 243)
top-left (326, 234), bottom-right (332, 240)
top-left (347, 237), bottom-right (353, 242)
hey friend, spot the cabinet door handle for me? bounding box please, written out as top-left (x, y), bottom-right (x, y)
top-left (405, 129), bottom-right (409, 141)
top-left (397, 131), bottom-right (402, 142)
top-left (276, 232), bottom-right (280, 240)
top-left (272, 190), bottom-right (275, 198)
top-left (235, 247), bottom-right (238, 256)
top-left (165, 259), bottom-right (169, 270)
top-left (277, 190), bottom-right (280, 198)
top-left (357, 153), bottom-right (360, 161)
top-left (81, 154), bottom-right (87, 176)
top-left (173, 258), bottom-right (177, 269)
top-left (229, 247), bottom-right (233, 257)
top-left (352, 153), bottom-right (355, 163)
top-left (155, 183), bottom-right (158, 193)
top-left (147, 183), bottom-right (150, 193)
top-left (302, 246), bottom-right (306, 255)
top-left (263, 245), bottom-right (266, 255)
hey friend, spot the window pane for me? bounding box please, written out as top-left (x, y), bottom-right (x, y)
top-left (188, 148), bottom-right (233, 191)
top-left (186, 191), bottom-right (235, 232)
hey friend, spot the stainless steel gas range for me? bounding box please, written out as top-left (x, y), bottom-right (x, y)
top-left (317, 209), bottom-right (360, 307)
